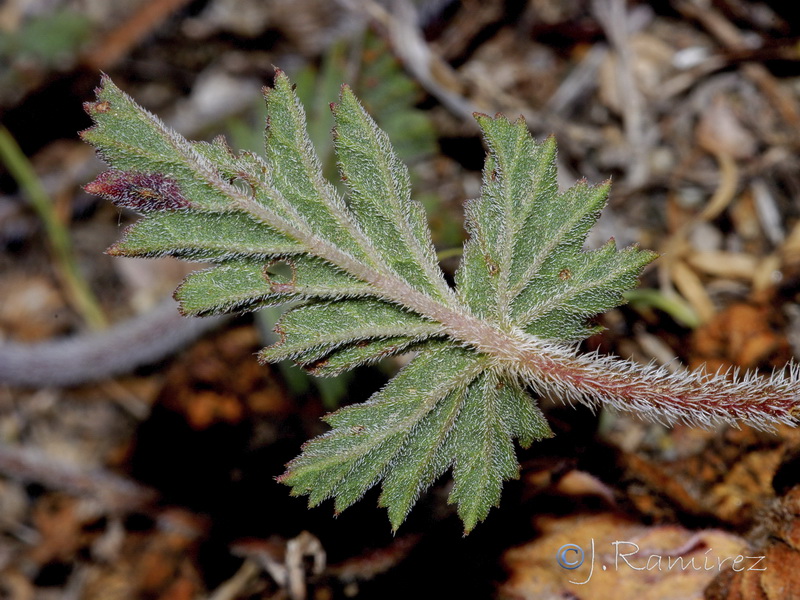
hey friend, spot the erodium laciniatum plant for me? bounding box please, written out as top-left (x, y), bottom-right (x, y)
top-left (82, 71), bottom-right (800, 533)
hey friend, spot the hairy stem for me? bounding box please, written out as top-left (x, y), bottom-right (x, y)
top-left (520, 344), bottom-right (800, 430)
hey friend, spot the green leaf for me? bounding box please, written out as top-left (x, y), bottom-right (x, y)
top-left (261, 298), bottom-right (443, 363)
top-left (175, 262), bottom-right (288, 316)
top-left (456, 115), bottom-right (656, 339)
top-left (84, 73), bottom-right (658, 533)
top-left (175, 257), bottom-right (373, 316)
top-left (454, 118), bottom-right (557, 321)
top-left (279, 343), bottom-right (487, 523)
top-left (333, 87), bottom-right (451, 301)
top-left (292, 337), bottom-right (429, 377)
top-left (82, 78), bottom-right (235, 212)
top-left (448, 373), bottom-right (519, 532)
top-left (264, 71), bottom-right (370, 261)
top-left (448, 373), bottom-right (551, 532)
top-left (108, 210), bottom-right (302, 261)
top-left (515, 239), bottom-right (657, 340)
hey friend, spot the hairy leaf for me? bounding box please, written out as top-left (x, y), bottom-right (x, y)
top-left (107, 211), bottom-right (303, 261)
top-left (262, 298), bottom-right (442, 363)
top-left (333, 87), bottom-right (451, 301)
top-left (86, 71), bottom-right (797, 534)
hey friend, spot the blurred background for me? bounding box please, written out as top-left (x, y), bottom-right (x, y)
top-left (2, 0), bottom-right (800, 598)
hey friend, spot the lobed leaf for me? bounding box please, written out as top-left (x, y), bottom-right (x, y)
top-left (264, 71), bottom-right (370, 261)
top-left (292, 337), bottom-right (430, 377)
top-left (457, 115), bottom-right (655, 339)
top-left (175, 262), bottom-right (288, 316)
top-left (514, 240), bottom-right (657, 340)
top-left (279, 343), bottom-right (487, 523)
top-left (448, 373), bottom-right (520, 532)
top-left (261, 298), bottom-right (442, 363)
top-left (85, 72), bottom-right (659, 533)
top-left (108, 210), bottom-right (302, 261)
top-left (333, 87), bottom-right (451, 302)
top-left (454, 116), bottom-right (557, 321)
top-left (82, 77), bottom-right (238, 211)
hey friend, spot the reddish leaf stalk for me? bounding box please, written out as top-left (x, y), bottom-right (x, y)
top-left (516, 342), bottom-right (800, 430)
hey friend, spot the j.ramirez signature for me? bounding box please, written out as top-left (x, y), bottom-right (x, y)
top-left (557, 539), bottom-right (766, 585)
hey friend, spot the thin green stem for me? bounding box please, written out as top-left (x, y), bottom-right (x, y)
top-left (0, 125), bottom-right (107, 329)
top-left (435, 246), bottom-right (463, 261)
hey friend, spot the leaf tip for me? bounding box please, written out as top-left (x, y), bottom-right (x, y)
top-left (84, 99), bottom-right (112, 116)
top-left (255, 348), bottom-right (271, 365)
top-left (645, 248), bottom-right (660, 262)
top-left (104, 242), bottom-right (123, 256)
top-left (91, 73), bottom-right (112, 98)
top-left (460, 516), bottom-right (478, 535)
top-left (336, 84), bottom-right (360, 111)
top-left (386, 505), bottom-right (406, 534)
top-left (268, 67), bottom-right (294, 96)
top-left (172, 292), bottom-right (191, 318)
top-left (77, 126), bottom-right (94, 142)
